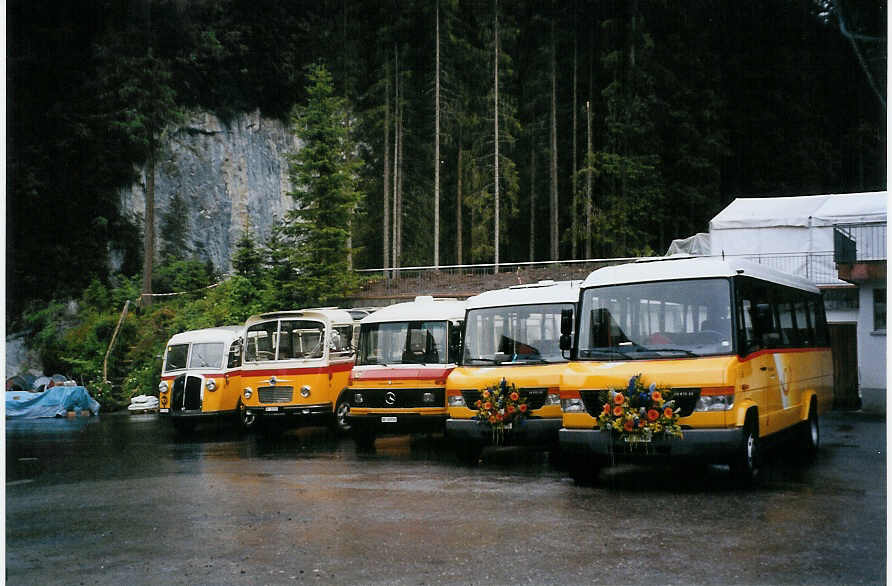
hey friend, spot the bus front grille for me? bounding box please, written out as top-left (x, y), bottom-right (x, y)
top-left (258, 386), bottom-right (293, 403)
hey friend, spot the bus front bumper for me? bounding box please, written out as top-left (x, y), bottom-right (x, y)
top-left (559, 427), bottom-right (745, 461)
top-left (446, 417), bottom-right (561, 447)
top-left (160, 409), bottom-right (237, 420)
top-left (246, 403), bottom-right (333, 424)
top-left (347, 412), bottom-right (447, 435)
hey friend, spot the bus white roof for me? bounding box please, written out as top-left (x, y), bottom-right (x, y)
top-left (465, 280), bottom-right (581, 311)
top-left (361, 297), bottom-right (466, 324)
top-left (246, 308), bottom-right (356, 327)
top-left (582, 256), bottom-right (820, 293)
top-left (165, 325), bottom-right (243, 346)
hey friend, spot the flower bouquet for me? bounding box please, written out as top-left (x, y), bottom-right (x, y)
top-left (474, 378), bottom-right (529, 445)
top-left (597, 374), bottom-right (683, 444)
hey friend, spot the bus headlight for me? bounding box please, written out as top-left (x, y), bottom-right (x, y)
top-left (561, 398), bottom-right (586, 413)
top-left (545, 389), bottom-right (561, 406)
top-left (447, 393), bottom-right (466, 407)
top-left (205, 379), bottom-right (217, 391)
top-left (300, 385), bottom-right (311, 398)
top-left (695, 387), bottom-right (735, 411)
top-left (243, 387), bottom-right (253, 400)
top-left (158, 381), bottom-right (168, 393)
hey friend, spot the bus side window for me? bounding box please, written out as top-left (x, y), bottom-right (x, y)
top-left (228, 340), bottom-right (242, 368)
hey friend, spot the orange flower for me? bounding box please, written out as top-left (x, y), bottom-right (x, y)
top-left (613, 405), bottom-right (624, 417)
top-left (602, 403), bottom-right (611, 414)
top-left (484, 401), bottom-right (492, 410)
top-left (613, 393), bottom-right (625, 405)
top-left (482, 390), bottom-right (491, 399)
top-left (507, 405), bottom-right (516, 414)
top-left (475, 400), bottom-right (482, 408)
top-left (647, 409), bottom-right (659, 421)
top-left (489, 415), bottom-right (497, 423)
top-left (496, 413), bottom-right (504, 422)
top-left (623, 419), bottom-right (635, 432)
top-left (638, 420), bottom-right (645, 428)
top-left (509, 391), bottom-right (519, 401)
top-left (663, 407), bottom-right (674, 418)
top-left (651, 391), bottom-right (662, 402)
top-left (519, 404), bottom-right (528, 413)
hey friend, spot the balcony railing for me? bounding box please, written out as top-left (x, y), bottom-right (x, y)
top-left (834, 222), bottom-right (887, 262)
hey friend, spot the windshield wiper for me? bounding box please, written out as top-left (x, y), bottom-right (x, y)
top-left (642, 347), bottom-right (700, 357)
top-left (579, 348), bottom-right (632, 360)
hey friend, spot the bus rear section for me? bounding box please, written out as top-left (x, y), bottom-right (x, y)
top-left (239, 309), bottom-right (356, 434)
top-left (346, 296), bottom-right (465, 449)
top-left (445, 280), bottom-right (578, 465)
top-left (158, 326), bottom-right (244, 432)
top-left (559, 257), bottom-right (833, 487)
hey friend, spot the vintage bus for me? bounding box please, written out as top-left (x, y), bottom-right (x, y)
top-left (158, 326), bottom-right (244, 432)
top-left (559, 256), bottom-right (833, 486)
top-left (346, 296), bottom-right (465, 448)
top-left (445, 280), bottom-right (579, 464)
top-left (239, 308), bottom-right (356, 433)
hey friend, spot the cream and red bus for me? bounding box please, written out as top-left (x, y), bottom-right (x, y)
top-left (346, 296), bottom-right (465, 448)
top-left (239, 308), bottom-right (356, 433)
top-left (559, 256), bottom-right (833, 486)
top-left (158, 326), bottom-right (244, 432)
top-left (445, 280), bottom-right (578, 464)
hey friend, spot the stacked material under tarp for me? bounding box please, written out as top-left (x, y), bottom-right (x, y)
top-left (128, 394), bottom-right (159, 412)
top-left (6, 386), bottom-right (101, 418)
top-left (709, 191), bottom-right (887, 286)
top-left (665, 233), bottom-right (711, 256)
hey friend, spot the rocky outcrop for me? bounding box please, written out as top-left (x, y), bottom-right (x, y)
top-left (117, 110), bottom-right (300, 273)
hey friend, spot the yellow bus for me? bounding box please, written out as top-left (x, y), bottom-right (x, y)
top-left (346, 296), bottom-right (466, 448)
top-left (559, 256), bottom-right (833, 486)
top-left (445, 280), bottom-right (579, 464)
top-left (158, 326), bottom-right (244, 433)
top-left (239, 308), bottom-right (356, 434)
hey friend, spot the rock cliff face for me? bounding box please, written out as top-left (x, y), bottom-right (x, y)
top-left (117, 110), bottom-right (300, 273)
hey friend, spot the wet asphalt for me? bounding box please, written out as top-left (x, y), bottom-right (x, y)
top-left (4, 410), bottom-right (886, 585)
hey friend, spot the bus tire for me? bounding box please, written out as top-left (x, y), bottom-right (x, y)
top-left (333, 392), bottom-right (351, 435)
top-left (730, 412), bottom-right (761, 488)
top-left (352, 422), bottom-right (376, 451)
top-left (568, 458), bottom-right (601, 486)
top-left (237, 401), bottom-right (256, 432)
top-left (798, 398), bottom-right (819, 462)
top-left (455, 441), bottom-right (483, 466)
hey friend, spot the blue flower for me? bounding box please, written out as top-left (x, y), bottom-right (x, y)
top-left (649, 382), bottom-right (656, 393)
top-left (627, 376), bottom-right (638, 393)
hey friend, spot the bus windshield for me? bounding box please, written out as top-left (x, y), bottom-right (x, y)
top-left (577, 278), bottom-right (733, 359)
top-left (188, 342), bottom-right (225, 369)
top-left (358, 321), bottom-right (449, 366)
top-left (463, 303), bottom-right (573, 365)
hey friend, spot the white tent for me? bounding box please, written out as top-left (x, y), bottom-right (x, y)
top-left (708, 191), bottom-right (887, 285)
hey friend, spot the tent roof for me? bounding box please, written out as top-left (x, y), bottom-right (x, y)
top-left (710, 191), bottom-right (887, 229)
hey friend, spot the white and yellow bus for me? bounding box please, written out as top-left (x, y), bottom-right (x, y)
top-left (559, 256), bottom-right (833, 486)
top-left (239, 308), bottom-right (356, 433)
top-left (346, 296), bottom-right (466, 448)
top-left (445, 280), bottom-right (579, 464)
top-left (158, 326), bottom-right (244, 432)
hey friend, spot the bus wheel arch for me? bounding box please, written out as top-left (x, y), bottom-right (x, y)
top-left (730, 408), bottom-right (761, 488)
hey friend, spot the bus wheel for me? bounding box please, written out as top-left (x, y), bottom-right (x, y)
top-left (238, 401), bottom-right (256, 432)
top-left (172, 419), bottom-right (196, 435)
top-left (730, 413), bottom-right (761, 488)
top-left (352, 423), bottom-right (376, 451)
top-left (455, 441), bottom-right (483, 466)
top-left (798, 398), bottom-right (819, 462)
top-left (333, 393), bottom-right (351, 435)
top-left (568, 458), bottom-right (601, 486)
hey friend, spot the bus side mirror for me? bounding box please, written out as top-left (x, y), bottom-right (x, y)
top-left (560, 309), bottom-right (573, 351)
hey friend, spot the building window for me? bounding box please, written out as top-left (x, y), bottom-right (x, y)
top-left (822, 287), bottom-right (859, 311)
top-left (874, 288), bottom-right (886, 332)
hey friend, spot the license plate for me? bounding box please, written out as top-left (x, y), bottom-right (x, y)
top-left (265, 406), bottom-right (279, 412)
top-left (381, 416), bottom-right (398, 423)
top-left (160, 408), bottom-right (169, 413)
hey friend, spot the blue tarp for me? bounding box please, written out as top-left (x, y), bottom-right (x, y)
top-left (6, 386), bottom-right (101, 419)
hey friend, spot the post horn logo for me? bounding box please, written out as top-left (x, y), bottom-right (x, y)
top-left (385, 391), bottom-right (397, 406)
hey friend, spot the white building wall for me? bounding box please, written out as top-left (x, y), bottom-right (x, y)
top-left (857, 281), bottom-right (887, 412)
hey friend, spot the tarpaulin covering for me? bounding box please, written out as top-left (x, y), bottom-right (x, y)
top-left (6, 386), bottom-right (101, 419)
top-left (708, 191), bottom-right (887, 286)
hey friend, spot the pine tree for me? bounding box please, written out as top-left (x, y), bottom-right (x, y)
top-left (283, 63), bottom-right (363, 307)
